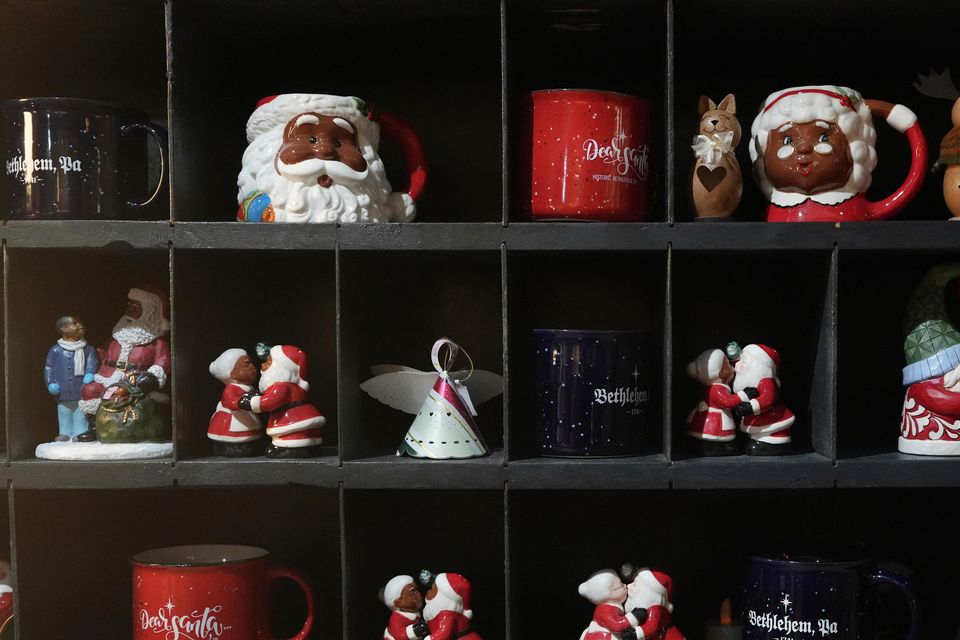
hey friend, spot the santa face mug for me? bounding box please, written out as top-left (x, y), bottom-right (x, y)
top-left (132, 544), bottom-right (315, 640)
top-left (750, 86), bottom-right (927, 222)
top-left (237, 94), bottom-right (426, 223)
top-left (743, 553), bottom-right (919, 640)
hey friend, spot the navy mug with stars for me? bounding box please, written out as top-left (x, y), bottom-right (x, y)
top-left (534, 329), bottom-right (650, 457)
top-left (744, 553), bottom-right (920, 640)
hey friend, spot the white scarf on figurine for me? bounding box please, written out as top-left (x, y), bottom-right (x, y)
top-left (58, 338), bottom-right (88, 376)
top-left (692, 130), bottom-right (734, 168)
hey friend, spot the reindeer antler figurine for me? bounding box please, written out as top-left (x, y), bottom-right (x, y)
top-left (691, 94), bottom-right (742, 220)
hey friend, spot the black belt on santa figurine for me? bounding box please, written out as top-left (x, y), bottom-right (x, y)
top-left (106, 360), bottom-right (138, 372)
top-left (278, 400), bottom-right (306, 411)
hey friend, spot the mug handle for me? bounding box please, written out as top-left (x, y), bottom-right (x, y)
top-left (267, 565), bottom-right (315, 640)
top-left (378, 110), bottom-right (427, 202)
top-left (120, 122), bottom-right (168, 211)
top-left (869, 568), bottom-right (920, 640)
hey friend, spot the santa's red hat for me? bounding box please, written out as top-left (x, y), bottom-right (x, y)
top-left (271, 345), bottom-right (309, 391)
top-left (636, 569), bottom-right (674, 612)
top-left (435, 573), bottom-right (472, 619)
top-left (748, 343), bottom-right (780, 374)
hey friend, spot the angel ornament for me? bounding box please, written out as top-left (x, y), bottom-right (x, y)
top-left (360, 337), bottom-right (504, 459)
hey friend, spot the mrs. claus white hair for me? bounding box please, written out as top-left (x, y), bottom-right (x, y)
top-left (750, 86), bottom-right (878, 206)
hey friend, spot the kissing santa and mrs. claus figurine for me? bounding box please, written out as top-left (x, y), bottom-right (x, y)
top-left (578, 565), bottom-right (684, 640)
top-left (686, 342), bottom-right (795, 456)
top-left (380, 571), bottom-right (481, 640)
top-left (207, 343), bottom-right (326, 458)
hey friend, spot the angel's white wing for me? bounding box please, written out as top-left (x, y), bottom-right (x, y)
top-left (360, 371), bottom-right (440, 414)
top-left (369, 364), bottom-right (423, 376)
top-left (454, 370), bottom-right (504, 405)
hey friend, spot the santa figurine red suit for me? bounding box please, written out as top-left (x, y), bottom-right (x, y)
top-left (732, 344), bottom-right (795, 455)
top-left (750, 85), bottom-right (926, 222)
top-left (238, 344), bottom-right (325, 458)
top-left (381, 575), bottom-right (429, 640)
top-left (76, 287), bottom-right (172, 442)
top-left (578, 570), bottom-right (647, 640)
top-left (207, 348), bottom-right (264, 457)
top-left (686, 348), bottom-right (741, 456)
top-left (422, 573), bottom-right (481, 640)
top-left (623, 568), bottom-right (685, 640)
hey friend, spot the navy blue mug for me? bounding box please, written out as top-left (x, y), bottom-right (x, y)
top-left (744, 554), bottom-right (920, 640)
top-left (534, 329), bottom-right (651, 456)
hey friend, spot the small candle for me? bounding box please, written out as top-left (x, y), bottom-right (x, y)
top-left (705, 598), bottom-right (742, 640)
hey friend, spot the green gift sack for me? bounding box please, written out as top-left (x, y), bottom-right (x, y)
top-left (95, 381), bottom-right (168, 444)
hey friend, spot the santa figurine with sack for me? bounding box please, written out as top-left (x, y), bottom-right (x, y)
top-left (750, 85), bottom-right (925, 222)
top-left (732, 343), bottom-right (795, 455)
top-left (578, 569), bottom-right (648, 640)
top-left (238, 344), bottom-right (325, 458)
top-left (421, 572), bottom-right (481, 640)
top-left (76, 287), bottom-right (172, 443)
top-left (207, 348), bottom-right (264, 457)
top-left (380, 575), bottom-right (429, 640)
top-left (622, 566), bottom-right (685, 640)
top-left (685, 348), bottom-right (741, 456)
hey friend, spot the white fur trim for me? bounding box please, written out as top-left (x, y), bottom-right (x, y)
top-left (78, 397), bottom-right (101, 415)
top-left (754, 432), bottom-right (793, 444)
top-left (898, 437), bottom-right (960, 455)
top-left (245, 94), bottom-right (379, 148)
top-left (887, 104), bottom-right (918, 134)
top-left (147, 364), bottom-right (167, 388)
top-left (265, 415), bottom-right (326, 436)
top-left (250, 396), bottom-right (262, 413)
top-left (626, 611), bottom-right (640, 626)
top-left (737, 390), bottom-right (750, 402)
top-left (743, 415), bottom-right (795, 435)
top-left (750, 399), bottom-right (761, 415)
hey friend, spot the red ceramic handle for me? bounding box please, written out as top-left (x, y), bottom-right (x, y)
top-left (267, 565), bottom-right (315, 640)
top-left (378, 110), bottom-right (427, 202)
top-left (863, 99), bottom-right (927, 220)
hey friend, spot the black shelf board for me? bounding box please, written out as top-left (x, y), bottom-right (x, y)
top-left (3, 220), bottom-right (172, 248)
top-left (339, 222), bottom-right (505, 250)
top-left (507, 454), bottom-right (670, 489)
top-left (671, 452), bottom-right (834, 489)
top-left (505, 222), bottom-right (671, 251)
top-left (341, 450), bottom-right (506, 489)
top-left (835, 451), bottom-right (960, 487)
top-left (671, 222), bottom-right (836, 251)
top-left (8, 459), bottom-right (174, 488)
top-left (173, 221), bottom-right (336, 250)
top-left (174, 454), bottom-right (340, 487)
top-left (835, 220), bottom-right (960, 251)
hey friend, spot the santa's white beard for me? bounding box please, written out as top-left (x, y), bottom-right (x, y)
top-left (259, 362), bottom-right (300, 392)
top-left (423, 593), bottom-right (461, 622)
top-left (239, 131), bottom-right (413, 223)
top-left (112, 320), bottom-right (159, 347)
top-left (733, 363), bottom-right (773, 392)
top-left (625, 580), bottom-right (668, 611)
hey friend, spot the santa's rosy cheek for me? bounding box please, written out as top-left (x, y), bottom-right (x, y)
top-left (814, 142), bottom-right (833, 155)
top-left (776, 145), bottom-right (794, 159)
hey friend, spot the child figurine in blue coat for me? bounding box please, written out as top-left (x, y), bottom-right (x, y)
top-left (45, 316), bottom-right (99, 441)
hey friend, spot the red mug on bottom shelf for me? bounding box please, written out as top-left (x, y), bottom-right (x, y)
top-left (132, 544), bottom-right (314, 640)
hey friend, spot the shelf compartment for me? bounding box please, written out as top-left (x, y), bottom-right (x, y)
top-left (507, 454), bottom-right (669, 489)
top-left (4, 247), bottom-right (172, 461)
top-left (671, 249), bottom-right (837, 460)
top-left (339, 250), bottom-right (504, 461)
top-left (505, 222), bottom-right (671, 251)
top-left (670, 222), bottom-right (836, 251)
top-left (12, 487), bottom-right (341, 639)
top-left (343, 488), bottom-right (505, 639)
top-left (671, 452), bottom-right (834, 489)
top-left (507, 250), bottom-right (667, 461)
top-left (339, 223), bottom-right (506, 251)
top-left (342, 450), bottom-right (505, 489)
top-left (171, 249), bottom-right (338, 460)
top-left (169, 0), bottom-right (502, 223)
top-left (836, 452), bottom-right (960, 487)
top-left (174, 453), bottom-right (340, 487)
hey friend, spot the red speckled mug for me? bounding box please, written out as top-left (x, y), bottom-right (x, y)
top-left (132, 545), bottom-right (314, 640)
top-left (529, 90), bottom-right (654, 221)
